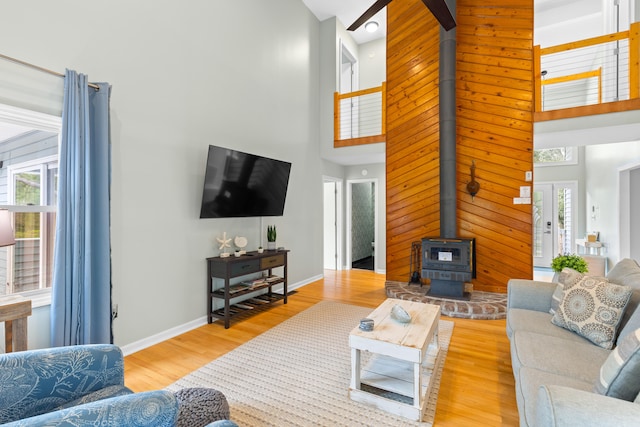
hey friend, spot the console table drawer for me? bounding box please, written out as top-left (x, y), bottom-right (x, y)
top-left (230, 259), bottom-right (260, 276)
top-left (261, 254), bottom-right (285, 269)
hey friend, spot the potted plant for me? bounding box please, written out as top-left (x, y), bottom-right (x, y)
top-left (257, 246), bottom-right (264, 254)
top-left (551, 253), bottom-right (588, 281)
top-left (267, 225), bottom-right (277, 250)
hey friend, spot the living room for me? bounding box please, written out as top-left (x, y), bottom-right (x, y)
top-left (1, 0), bottom-right (640, 425)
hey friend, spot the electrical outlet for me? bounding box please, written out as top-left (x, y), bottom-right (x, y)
top-left (112, 304), bottom-right (118, 320)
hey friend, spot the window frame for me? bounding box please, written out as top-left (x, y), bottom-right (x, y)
top-left (0, 103), bottom-right (61, 307)
top-left (6, 156), bottom-right (58, 295)
top-left (534, 146), bottom-right (578, 167)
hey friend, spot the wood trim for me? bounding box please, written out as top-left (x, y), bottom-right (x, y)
top-left (630, 22), bottom-right (640, 99)
top-left (334, 134), bottom-right (386, 147)
top-left (534, 98), bottom-right (640, 122)
top-left (335, 85), bottom-right (384, 100)
top-left (539, 30), bottom-right (629, 55)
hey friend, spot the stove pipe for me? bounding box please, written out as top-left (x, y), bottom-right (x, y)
top-left (439, 0), bottom-right (457, 239)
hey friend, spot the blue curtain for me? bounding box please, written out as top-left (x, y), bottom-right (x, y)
top-left (51, 70), bottom-right (112, 346)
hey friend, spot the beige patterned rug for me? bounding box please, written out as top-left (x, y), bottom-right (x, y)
top-left (167, 301), bottom-right (454, 426)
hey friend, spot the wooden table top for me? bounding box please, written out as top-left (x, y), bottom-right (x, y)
top-left (350, 298), bottom-right (440, 350)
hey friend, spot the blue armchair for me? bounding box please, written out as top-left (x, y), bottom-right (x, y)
top-left (0, 344), bottom-right (178, 426)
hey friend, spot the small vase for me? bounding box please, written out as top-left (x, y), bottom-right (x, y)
top-left (267, 242), bottom-right (276, 250)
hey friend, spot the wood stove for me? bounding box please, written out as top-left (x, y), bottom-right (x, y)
top-left (422, 237), bottom-right (475, 299)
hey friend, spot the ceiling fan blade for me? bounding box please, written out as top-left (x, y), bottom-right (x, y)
top-left (347, 0), bottom-right (393, 31)
top-left (421, 0), bottom-right (456, 30)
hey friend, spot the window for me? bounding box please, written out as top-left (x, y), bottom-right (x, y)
top-left (4, 157), bottom-right (58, 295)
top-left (534, 147), bottom-right (577, 165)
top-left (1, 132), bottom-right (59, 297)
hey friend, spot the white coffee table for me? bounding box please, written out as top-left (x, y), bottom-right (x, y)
top-left (349, 298), bottom-right (441, 421)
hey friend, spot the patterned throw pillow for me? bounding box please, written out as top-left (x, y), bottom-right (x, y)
top-left (552, 275), bottom-right (632, 349)
top-left (595, 329), bottom-right (640, 401)
top-left (549, 268), bottom-right (590, 315)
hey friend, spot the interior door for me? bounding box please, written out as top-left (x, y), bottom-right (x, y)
top-left (323, 181), bottom-right (337, 270)
top-left (339, 43), bottom-right (358, 139)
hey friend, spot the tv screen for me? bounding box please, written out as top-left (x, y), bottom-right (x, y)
top-left (199, 145), bottom-right (291, 218)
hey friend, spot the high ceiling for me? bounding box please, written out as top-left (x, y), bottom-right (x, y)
top-left (301, 0), bottom-right (387, 45)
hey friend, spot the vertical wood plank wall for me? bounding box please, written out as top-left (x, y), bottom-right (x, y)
top-left (386, 0), bottom-right (534, 293)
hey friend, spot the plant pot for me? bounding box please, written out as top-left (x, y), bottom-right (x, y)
top-left (267, 242), bottom-right (276, 250)
top-left (257, 248), bottom-right (264, 253)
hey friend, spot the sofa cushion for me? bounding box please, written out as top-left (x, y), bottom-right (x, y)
top-left (607, 258), bottom-right (640, 343)
top-left (552, 275), bottom-right (632, 349)
top-left (511, 331), bottom-right (610, 382)
top-left (595, 329), bottom-right (640, 401)
top-left (549, 268), bottom-right (590, 315)
top-left (55, 385), bottom-right (133, 410)
top-left (508, 308), bottom-right (592, 343)
top-left (516, 367), bottom-right (593, 427)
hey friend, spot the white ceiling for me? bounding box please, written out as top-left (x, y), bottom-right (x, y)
top-left (301, 0), bottom-right (387, 45)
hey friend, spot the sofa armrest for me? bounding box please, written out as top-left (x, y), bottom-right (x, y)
top-left (537, 385), bottom-right (640, 427)
top-left (507, 279), bottom-right (557, 313)
top-left (3, 390), bottom-right (178, 427)
top-left (0, 344), bottom-right (125, 423)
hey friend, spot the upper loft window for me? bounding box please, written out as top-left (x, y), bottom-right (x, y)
top-left (534, 147), bottom-right (577, 166)
top-left (1, 130), bottom-right (59, 297)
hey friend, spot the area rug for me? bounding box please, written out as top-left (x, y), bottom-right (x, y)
top-left (167, 301), bottom-right (453, 426)
top-left (385, 281), bottom-right (507, 320)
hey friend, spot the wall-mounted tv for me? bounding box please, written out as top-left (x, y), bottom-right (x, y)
top-left (199, 145), bottom-right (291, 218)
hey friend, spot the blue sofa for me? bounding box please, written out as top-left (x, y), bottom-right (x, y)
top-left (0, 344), bottom-right (178, 426)
top-left (507, 259), bottom-right (640, 426)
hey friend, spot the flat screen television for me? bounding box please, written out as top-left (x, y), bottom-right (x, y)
top-left (199, 145), bottom-right (291, 218)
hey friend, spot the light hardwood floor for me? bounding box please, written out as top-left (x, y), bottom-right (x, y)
top-left (124, 269), bottom-right (519, 426)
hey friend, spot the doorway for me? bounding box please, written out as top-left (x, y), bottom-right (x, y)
top-left (619, 162), bottom-right (640, 260)
top-left (533, 181), bottom-right (578, 268)
top-left (347, 179), bottom-right (377, 271)
top-left (339, 42), bottom-right (358, 140)
top-left (323, 177), bottom-right (342, 270)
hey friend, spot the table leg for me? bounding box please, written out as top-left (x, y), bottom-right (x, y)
top-left (5, 320), bottom-right (13, 352)
top-left (413, 361), bottom-right (421, 409)
top-left (13, 318), bottom-right (28, 351)
top-left (350, 347), bottom-right (361, 390)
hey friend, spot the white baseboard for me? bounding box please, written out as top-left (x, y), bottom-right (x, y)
top-left (120, 316), bottom-right (208, 356)
top-left (120, 275), bottom-right (323, 356)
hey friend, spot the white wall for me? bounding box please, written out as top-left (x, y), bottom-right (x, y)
top-left (0, 0), bottom-right (325, 349)
top-left (585, 140), bottom-right (640, 265)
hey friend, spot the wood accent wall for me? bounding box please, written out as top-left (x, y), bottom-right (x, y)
top-left (386, 0), bottom-right (534, 293)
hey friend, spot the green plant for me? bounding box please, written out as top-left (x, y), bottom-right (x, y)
top-left (267, 225), bottom-right (277, 242)
top-left (551, 253), bottom-right (588, 273)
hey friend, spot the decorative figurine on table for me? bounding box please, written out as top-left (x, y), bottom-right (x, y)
top-left (217, 232), bottom-right (232, 257)
top-left (234, 236), bottom-right (248, 255)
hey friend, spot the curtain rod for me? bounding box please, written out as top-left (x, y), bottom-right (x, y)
top-left (0, 53), bottom-right (100, 90)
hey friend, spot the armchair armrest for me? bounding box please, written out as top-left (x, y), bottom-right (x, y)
top-left (507, 279), bottom-right (556, 313)
top-left (3, 390), bottom-right (178, 427)
top-left (0, 344), bottom-right (126, 423)
top-left (537, 385), bottom-right (640, 427)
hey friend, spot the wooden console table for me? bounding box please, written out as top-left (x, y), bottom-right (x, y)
top-left (206, 250), bottom-right (289, 329)
top-left (0, 295), bottom-right (32, 352)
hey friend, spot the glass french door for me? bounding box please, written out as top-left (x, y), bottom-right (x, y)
top-left (533, 182), bottom-right (577, 268)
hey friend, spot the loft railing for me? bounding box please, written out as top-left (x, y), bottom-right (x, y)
top-left (334, 82), bottom-right (386, 147)
top-left (534, 22), bottom-right (640, 114)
